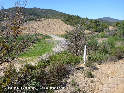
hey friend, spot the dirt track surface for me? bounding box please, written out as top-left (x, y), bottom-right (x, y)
top-left (94, 59), bottom-right (124, 93)
top-left (56, 59), bottom-right (124, 93)
top-left (49, 34), bottom-right (68, 53)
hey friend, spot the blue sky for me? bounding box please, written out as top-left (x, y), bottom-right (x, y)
top-left (0, 0), bottom-right (124, 20)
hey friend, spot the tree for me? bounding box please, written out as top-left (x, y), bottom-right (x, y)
top-left (0, 0), bottom-right (27, 63)
top-left (119, 21), bottom-right (124, 38)
top-left (66, 25), bottom-right (86, 56)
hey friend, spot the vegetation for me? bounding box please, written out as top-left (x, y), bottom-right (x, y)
top-left (0, 51), bottom-right (81, 92)
top-left (0, 1), bottom-right (124, 93)
top-left (0, 5), bottom-right (27, 63)
top-left (48, 51), bottom-right (82, 65)
top-left (65, 19), bottom-right (124, 67)
top-left (0, 7), bottom-right (109, 33)
top-left (66, 25), bottom-right (87, 56)
top-left (19, 37), bottom-right (53, 58)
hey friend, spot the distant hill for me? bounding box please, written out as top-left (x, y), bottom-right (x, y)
top-left (0, 7), bottom-right (84, 26)
top-left (0, 7), bottom-right (110, 32)
top-left (98, 17), bottom-right (123, 24)
top-left (0, 7), bottom-right (66, 20)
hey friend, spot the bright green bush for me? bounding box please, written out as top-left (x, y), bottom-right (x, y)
top-left (88, 51), bottom-right (108, 64)
top-left (49, 51), bottom-right (82, 65)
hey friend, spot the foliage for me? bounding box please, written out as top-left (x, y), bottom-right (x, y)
top-left (0, 34), bottom-right (40, 63)
top-left (96, 32), bottom-right (108, 38)
top-left (66, 25), bottom-right (86, 56)
top-left (87, 38), bottom-right (98, 51)
top-left (88, 51), bottom-right (108, 64)
top-left (19, 38), bottom-right (53, 58)
top-left (0, 61), bottom-right (69, 92)
top-left (87, 20), bottom-right (109, 32)
top-left (87, 33), bottom-right (124, 64)
top-left (49, 51), bottom-right (82, 65)
top-left (118, 21), bottom-right (124, 38)
top-left (0, 50), bottom-right (82, 92)
top-left (0, 4), bottom-right (27, 63)
top-left (111, 46), bottom-right (124, 60)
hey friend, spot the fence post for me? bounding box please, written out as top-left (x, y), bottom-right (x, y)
top-left (83, 45), bottom-right (87, 64)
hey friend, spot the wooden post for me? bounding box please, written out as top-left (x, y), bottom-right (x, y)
top-left (83, 45), bottom-right (87, 64)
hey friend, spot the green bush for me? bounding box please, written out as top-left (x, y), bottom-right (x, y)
top-left (111, 46), bottom-right (124, 60)
top-left (97, 32), bottom-right (108, 38)
top-left (98, 41), bottom-right (111, 54)
top-left (88, 51), bottom-right (108, 64)
top-left (87, 38), bottom-right (98, 51)
top-left (0, 64), bottom-right (18, 92)
top-left (47, 61), bottom-right (69, 86)
top-left (49, 51), bottom-right (82, 65)
top-left (0, 33), bottom-right (51, 63)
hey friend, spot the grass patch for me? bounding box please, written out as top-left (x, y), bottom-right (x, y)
top-left (19, 39), bottom-right (54, 58)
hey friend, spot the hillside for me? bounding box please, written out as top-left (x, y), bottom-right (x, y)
top-left (0, 7), bottom-right (82, 26)
top-left (0, 7), bottom-right (112, 27)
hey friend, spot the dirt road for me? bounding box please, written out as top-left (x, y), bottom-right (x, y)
top-left (94, 59), bottom-right (124, 93)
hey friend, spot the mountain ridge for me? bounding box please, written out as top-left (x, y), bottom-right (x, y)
top-left (1, 7), bottom-right (123, 21)
top-left (98, 17), bottom-right (123, 23)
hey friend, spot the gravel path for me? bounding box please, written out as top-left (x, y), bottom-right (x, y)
top-left (49, 34), bottom-right (68, 53)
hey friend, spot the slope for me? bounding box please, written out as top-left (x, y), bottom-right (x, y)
top-left (22, 19), bottom-right (73, 35)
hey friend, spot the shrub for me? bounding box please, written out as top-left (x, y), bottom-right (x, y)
top-left (87, 38), bottom-right (98, 51)
top-left (66, 25), bottom-right (86, 56)
top-left (49, 51), bottom-right (82, 65)
top-left (0, 34), bottom-right (40, 62)
top-left (47, 61), bottom-right (69, 86)
top-left (88, 51), bottom-right (108, 64)
top-left (97, 32), bottom-right (108, 38)
top-left (0, 64), bottom-right (18, 92)
top-left (111, 46), bottom-right (124, 60)
top-left (98, 41), bottom-right (111, 54)
top-left (0, 58), bottom-right (70, 92)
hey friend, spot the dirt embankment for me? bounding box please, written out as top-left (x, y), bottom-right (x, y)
top-left (22, 19), bottom-right (74, 35)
